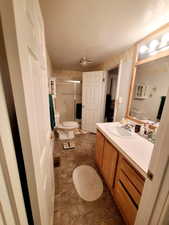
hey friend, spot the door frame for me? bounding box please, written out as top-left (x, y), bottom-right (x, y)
top-left (114, 58), bottom-right (133, 122)
top-left (106, 64), bottom-right (119, 122)
top-left (113, 63), bottom-right (121, 122)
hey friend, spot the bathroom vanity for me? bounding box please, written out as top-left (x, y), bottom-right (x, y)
top-left (96, 122), bottom-right (154, 225)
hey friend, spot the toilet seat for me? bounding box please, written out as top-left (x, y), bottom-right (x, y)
top-left (62, 121), bottom-right (79, 128)
top-left (55, 112), bottom-right (79, 140)
top-left (57, 121), bottom-right (79, 130)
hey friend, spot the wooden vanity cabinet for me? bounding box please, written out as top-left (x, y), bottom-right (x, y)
top-left (95, 130), bottom-right (145, 225)
top-left (102, 139), bottom-right (118, 189)
top-left (95, 131), bottom-right (105, 169)
top-left (96, 131), bottom-right (118, 189)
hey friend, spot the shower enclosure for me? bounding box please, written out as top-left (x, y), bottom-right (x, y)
top-left (55, 79), bottom-right (82, 122)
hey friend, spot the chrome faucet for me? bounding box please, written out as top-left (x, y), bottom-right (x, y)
top-left (122, 123), bottom-right (135, 132)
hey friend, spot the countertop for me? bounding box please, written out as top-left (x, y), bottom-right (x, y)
top-left (96, 122), bottom-right (154, 178)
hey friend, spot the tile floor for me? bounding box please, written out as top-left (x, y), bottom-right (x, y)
top-left (53, 133), bottom-right (124, 225)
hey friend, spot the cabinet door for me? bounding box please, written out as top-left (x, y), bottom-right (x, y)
top-left (95, 131), bottom-right (105, 169)
top-left (114, 155), bottom-right (145, 225)
top-left (102, 139), bottom-right (118, 189)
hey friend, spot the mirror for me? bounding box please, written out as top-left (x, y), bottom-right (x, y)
top-left (129, 55), bottom-right (169, 124)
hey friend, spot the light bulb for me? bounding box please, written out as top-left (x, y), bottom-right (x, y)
top-left (149, 40), bottom-right (159, 51)
top-left (159, 32), bottom-right (169, 48)
top-left (139, 45), bottom-right (148, 54)
top-left (149, 50), bottom-right (158, 56)
top-left (161, 32), bottom-right (169, 43)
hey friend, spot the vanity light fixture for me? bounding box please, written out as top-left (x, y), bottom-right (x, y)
top-left (159, 32), bottom-right (169, 48)
top-left (139, 45), bottom-right (148, 54)
top-left (139, 32), bottom-right (169, 57)
top-left (160, 45), bottom-right (169, 52)
top-left (149, 39), bottom-right (159, 51)
top-left (149, 50), bottom-right (158, 56)
top-left (66, 80), bottom-right (81, 83)
top-left (161, 32), bottom-right (169, 43)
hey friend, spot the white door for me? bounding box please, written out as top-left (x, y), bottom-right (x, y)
top-left (114, 59), bottom-right (133, 121)
top-left (0, 1), bottom-right (54, 225)
top-left (0, 71), bottom-right (28, 225)
top-left (82, 71), bottom-right (107, 133)
top-left (0, 164), bottom-right (19, 225)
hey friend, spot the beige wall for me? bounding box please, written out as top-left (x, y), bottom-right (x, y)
top-left (53, 70), bottom-right (82, 80)
top-left (95, 46), bottom-right (135, 121)
top-left (95, 46), bottom-right (135, 71)
top-left (46, 52), bottom-right (53, 77)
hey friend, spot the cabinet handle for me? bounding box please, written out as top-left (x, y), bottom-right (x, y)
top-left (147, 170), bottom-right (154, 181)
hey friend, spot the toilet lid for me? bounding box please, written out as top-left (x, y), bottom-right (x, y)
top-left (62, 121), bottom-right (78, 128)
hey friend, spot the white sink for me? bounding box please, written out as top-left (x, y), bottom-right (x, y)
top-left (106, 126), bottom-right (132, 137)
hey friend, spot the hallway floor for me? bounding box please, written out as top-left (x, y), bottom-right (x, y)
top-left (53, 133), bottom-right (124, 225)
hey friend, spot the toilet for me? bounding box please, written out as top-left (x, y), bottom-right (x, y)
top-left (55, 112), bottom-right (79, 140)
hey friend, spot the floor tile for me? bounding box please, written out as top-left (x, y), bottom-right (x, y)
top-left (53, 133), bottom-right (124, 225)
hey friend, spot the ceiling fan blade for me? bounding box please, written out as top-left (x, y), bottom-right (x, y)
top-left (87, 60), bottom-right (92, 63)
top-left (80, 57), bottom-right (93, 66)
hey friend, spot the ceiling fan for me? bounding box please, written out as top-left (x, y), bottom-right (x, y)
top-left (80, 57), bottom-right (92, 66)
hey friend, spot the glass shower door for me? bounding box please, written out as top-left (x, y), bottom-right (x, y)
top-left (55, 80), bottom-right (82, 122)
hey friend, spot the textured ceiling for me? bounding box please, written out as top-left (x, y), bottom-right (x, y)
top-left (40, 0), bottom-right (169, 70)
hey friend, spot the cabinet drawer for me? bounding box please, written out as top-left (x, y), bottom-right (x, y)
top-left (118, 170), bottom-right (141, 206)
top-left (115, 181), bottom-right (137, 225)
top-left (120, 158), bottom-right (144, 194)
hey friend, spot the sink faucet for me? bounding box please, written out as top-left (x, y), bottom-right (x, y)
top-left (122, 123), bottom-right (135, 132)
